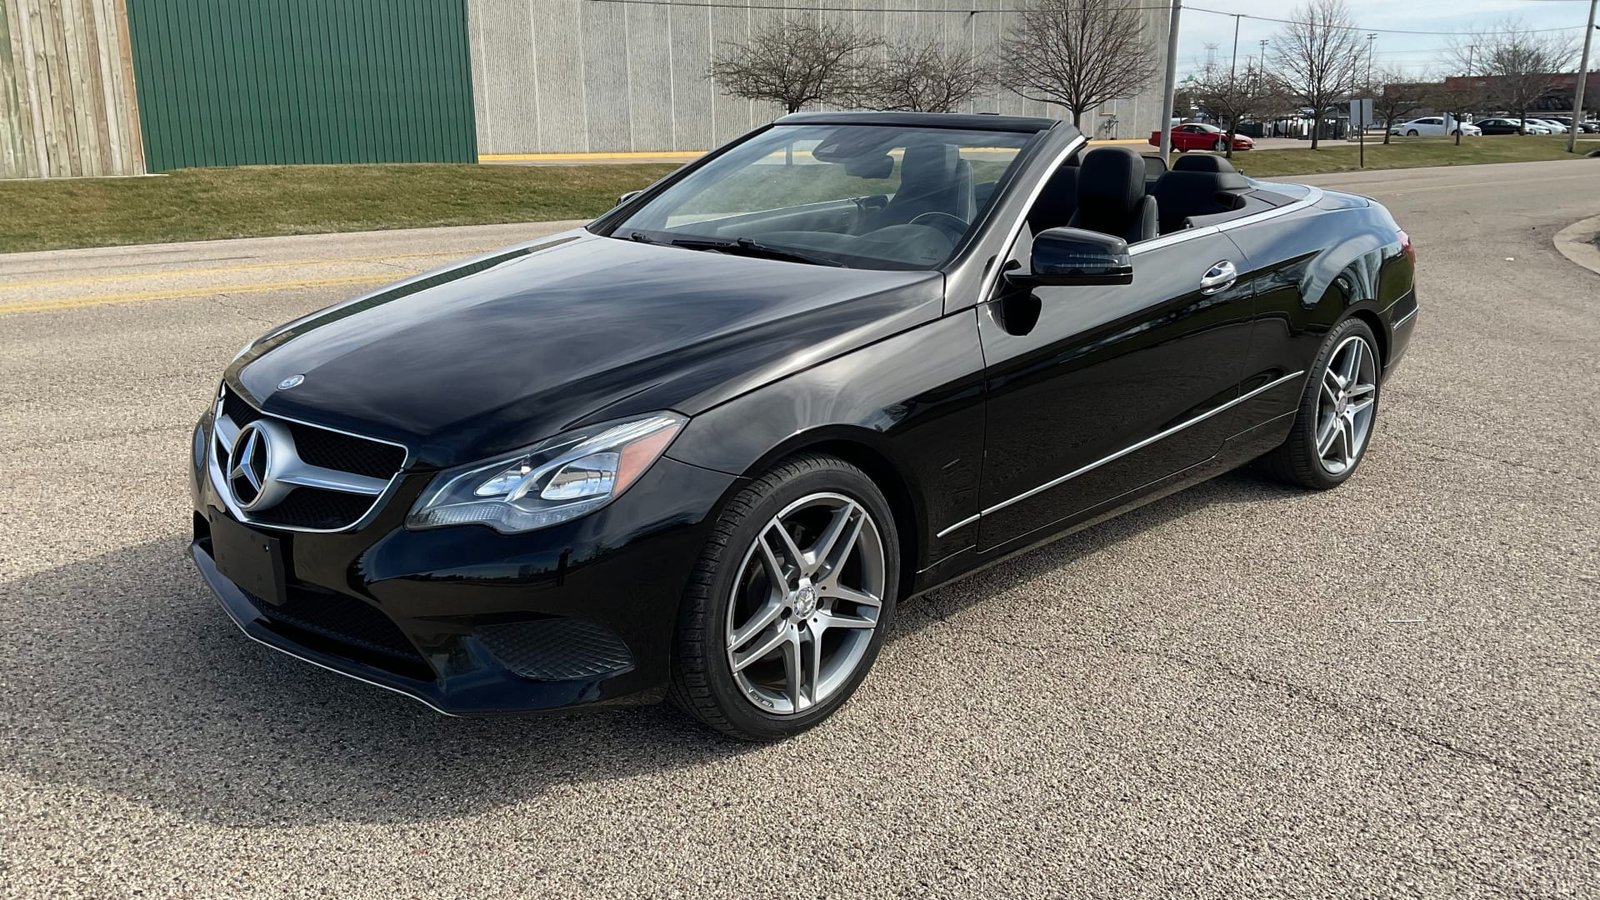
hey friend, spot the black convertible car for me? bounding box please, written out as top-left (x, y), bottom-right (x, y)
top-left (191, 113), bottom-right (1417, 740)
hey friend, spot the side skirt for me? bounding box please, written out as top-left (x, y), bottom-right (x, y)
top-left (910, 411), bottom-right (1295, 596)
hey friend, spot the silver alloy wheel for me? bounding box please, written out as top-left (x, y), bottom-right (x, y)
top-left (724, 492), bottom-right (886, 716)
top-left (1214, 137), bottom-right (1227, 151)
top-left (1316, 334), bottom-right (1378, 475)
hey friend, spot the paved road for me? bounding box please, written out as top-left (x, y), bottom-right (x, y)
top-left (2, 160), bottom-right (1597, 898)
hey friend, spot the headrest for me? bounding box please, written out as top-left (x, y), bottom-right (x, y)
top-left (1171, 154), bottom-right (1238, 174)
top-left (901, 143), bottom-right (959, 184)
top-left (1077, 147), bottom-right (1145, 215)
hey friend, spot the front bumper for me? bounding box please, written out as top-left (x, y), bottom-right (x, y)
top-left (189, 412), bottom-right (739, 715)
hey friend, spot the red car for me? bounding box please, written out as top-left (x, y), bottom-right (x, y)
top-left (1149, 122), bottom-right (1254, 152)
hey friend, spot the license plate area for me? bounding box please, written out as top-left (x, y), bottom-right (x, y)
top-left (210, 513), bottom-right (287, 606)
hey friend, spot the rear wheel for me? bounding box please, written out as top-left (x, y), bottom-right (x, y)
top-left (1259, 319), bottom-right (1381, 490)
top-left (669, 454), bottom-right (899, 741)
top-left (1406, 129), bottom-right (1420, 136)
top-left (1214, 137), bottom-right (1228, 152)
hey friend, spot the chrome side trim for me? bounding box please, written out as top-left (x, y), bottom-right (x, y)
top-left (933, 513), bottom-right (980, 540)
top-left (1393, 306), bottom-right (1418, 329)
top-left (978, 370), bottom-right (1306, 518)
top-left (978, 134), bottom-right (1088, 301)
top-left (1127, 187), bottom-right (1326, 257)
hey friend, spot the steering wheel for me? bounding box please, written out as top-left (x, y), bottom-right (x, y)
top-left (909, 212), bottom-right (969, 240)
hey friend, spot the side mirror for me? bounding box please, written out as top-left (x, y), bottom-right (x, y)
top-left (617, 189), bottom-right (643, 207)
top-left (1009, 227), bottom-right (1133, 287)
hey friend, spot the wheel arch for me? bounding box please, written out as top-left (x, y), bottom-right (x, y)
top-left (716, 427), bottom-right (926, 600)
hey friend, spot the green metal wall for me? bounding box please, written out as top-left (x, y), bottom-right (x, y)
top-left (125, 0), bottom-right (475, 172)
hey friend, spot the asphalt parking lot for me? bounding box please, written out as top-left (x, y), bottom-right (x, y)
top-left (1, 159), bottom-right (1597, 898)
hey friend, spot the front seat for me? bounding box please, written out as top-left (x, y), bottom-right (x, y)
top-left (864, 143), bottom-right (975, 231)
top-left (1151, 154), bottom-right (1250, 233)
top-left (1066, 147), bottom-right (1157, 244)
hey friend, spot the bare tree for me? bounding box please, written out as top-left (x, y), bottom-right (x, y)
top-left (1188, 62), bottom-right (1288, 158)
top-left (999, 0), bottom-right (1159, 128)
top-left (708, 15), bottom-right (884, 114)
top-left (859, 40), bottom-right (996, 113)
top-left (1368, 70), bottom-right (1431, 144)
top-left (1428, 80), bottom-right (1491, 146)
top-left (1449, 24), bottom-right (1575, 134)
top-left (1271, 0), bottom-right (1364, 150)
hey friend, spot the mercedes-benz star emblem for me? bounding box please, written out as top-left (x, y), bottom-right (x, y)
top-left (227, 423), bottom-right (270, 508)
top-left (278, 374), bottom-right (305, 390)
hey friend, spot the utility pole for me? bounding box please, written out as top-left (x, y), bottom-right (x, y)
top-left (1366, 33), bottom-right (1376, 87)
top-left (1159, 0), bottom-right (1183, 163)
top-left (1570, 0), bottom-right (1597, 153)
top-left (1230, 14), bottom-right (1242, 84)
top-left (1259, 38), bottom-right (1269, 68)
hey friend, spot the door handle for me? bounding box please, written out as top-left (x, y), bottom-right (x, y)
top-left (1199, 260), bottom-right (1238, 295)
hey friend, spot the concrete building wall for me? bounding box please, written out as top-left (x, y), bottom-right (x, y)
top-left (468, 0), bottom-right (1170, 154)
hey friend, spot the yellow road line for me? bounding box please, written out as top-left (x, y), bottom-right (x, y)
top-left (0, 249), bottom-right (484, 292)
top-left (0, 273), bottom-right (397, 316)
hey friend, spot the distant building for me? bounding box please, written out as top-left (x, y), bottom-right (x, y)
top-left (2, 0), bottom-right (1175, 179)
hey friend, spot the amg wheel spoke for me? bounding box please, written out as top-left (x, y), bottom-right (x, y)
top-left (755, 530), bottom-right (794, 594)
top-left (804, 629), bottom-right (823, 707)
top-left (1322, 370), bottom-right (1342, 403)
top-left (1341, 416), bottom-right (1358, 468)
top-left (819, 582), bottom-right (881, 610)
top-left (733, 624), bottom-right (790, 673)
top-left (1346, 381), bottom-right (1375, 401)
top-left (729, 595), bottom-right (786, 653)
top-left (763, 520), bottom-right (805, 589)
top-left (814, 610), bottom-right (875, 632)
top-left (1347, 396), bottom-right (1374, 417)
top-left (1340, 340), bottom-right (1364, 385)
top-left (1316, 415), bottom-right (1340, 457)
top-left (780, 628), bottom-right (803, 710)
top-left (809, 502), bottom-right (864, 580)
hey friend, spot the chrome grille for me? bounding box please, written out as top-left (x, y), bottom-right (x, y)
top-left (208, 386), bottom-right (408, 532)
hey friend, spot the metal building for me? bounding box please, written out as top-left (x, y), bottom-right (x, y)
top-left (1, 0), bottom-right (1171, 178)
top-left (467, 0), bottom-right (1172, 154)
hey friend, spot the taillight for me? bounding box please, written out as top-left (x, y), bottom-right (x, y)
top-left (1397, 230), bottom-right (1416, 263)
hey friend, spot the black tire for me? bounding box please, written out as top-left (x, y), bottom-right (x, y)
top-left (668, 453), bottom-right (900, 741)
top-left (1258, 318), bottom-right (1382, 490)
top-left (1406, 129), bottom-right (1419, 137)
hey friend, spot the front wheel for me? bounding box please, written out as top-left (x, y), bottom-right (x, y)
top-left (1259, 319), bottom-right (1381, 490)
top-left (669, 454), bottom-right (899, 741)
top-left (1214, 137), bottom-right (1227, 152)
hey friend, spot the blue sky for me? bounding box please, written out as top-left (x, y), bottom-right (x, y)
top-left (1174, 0), bottom-right (1595, 78)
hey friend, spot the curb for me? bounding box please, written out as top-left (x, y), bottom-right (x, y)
top-left (1553, 214), bottom-right (1600, 277)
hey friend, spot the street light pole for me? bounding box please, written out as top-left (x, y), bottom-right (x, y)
top-left (1570, 0), bottom-right (1597, 154)
top-left (1159, 0), bottom-right (1184, 163)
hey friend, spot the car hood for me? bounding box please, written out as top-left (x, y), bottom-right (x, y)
top-left (230, 230), bottom-right (944, 467)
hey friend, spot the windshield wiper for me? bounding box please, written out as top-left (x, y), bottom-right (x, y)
top-left (665, 237), bottom-right (842, 267)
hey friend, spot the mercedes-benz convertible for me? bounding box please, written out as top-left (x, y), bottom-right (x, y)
top-left (191, 112), bottom-right (1418, 740)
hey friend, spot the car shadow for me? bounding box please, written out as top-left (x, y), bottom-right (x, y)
top-left (0, 471), bottom-right (1298, 827)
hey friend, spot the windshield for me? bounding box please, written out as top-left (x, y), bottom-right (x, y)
top-left (608, 124), bottom-right (1037, 270)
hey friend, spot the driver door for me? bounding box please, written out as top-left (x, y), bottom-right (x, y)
top-left (974, 227), bottom-right (1256, 551)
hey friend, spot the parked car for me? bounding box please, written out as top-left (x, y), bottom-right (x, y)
top-left (1149, 122), bottom-right (1254, 152)
top-left (1527, 118), bottom-right (1569, 134)
top-left (1472, 118), bottom-right (1551, 135)
top-left (1389, 117), bottom-right (1480, 137)
top-left (193, 112), bottom-right (1417, 740)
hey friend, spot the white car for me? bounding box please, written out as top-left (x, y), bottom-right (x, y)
top-left (1514, 119), bottom-right (1555, 135)
top-left (1526, 118), bottom-right (1568, 134)
top-left (1389, 117), bottom-right (1481, 137)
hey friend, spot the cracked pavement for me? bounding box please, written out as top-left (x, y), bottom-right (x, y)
top-left (0, 160), bottom-right (1596, 898)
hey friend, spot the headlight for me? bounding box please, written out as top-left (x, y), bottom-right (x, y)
top-left (405, 413), bottom-right (686, 533)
